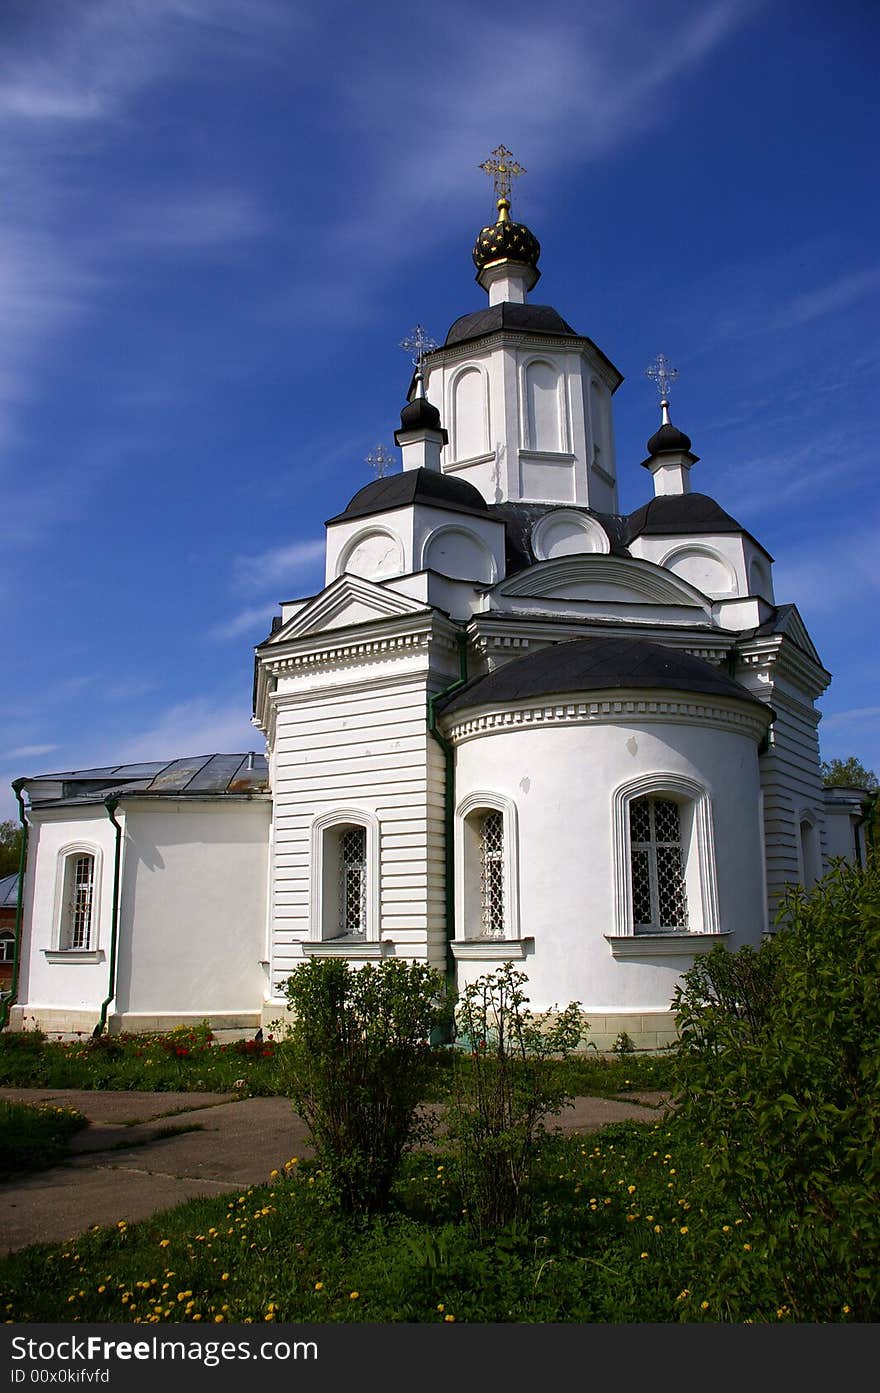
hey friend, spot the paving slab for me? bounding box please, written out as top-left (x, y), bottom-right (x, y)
top-left (0, 1087), bottom-right (671, 1256)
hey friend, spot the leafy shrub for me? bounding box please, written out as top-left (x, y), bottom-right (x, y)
top-left (279, 957), bottom-right (447, 1213)
top-left (673, 858), bottom-right (880, 1321)
top-left (445, 963), bottom-right (586, 1237)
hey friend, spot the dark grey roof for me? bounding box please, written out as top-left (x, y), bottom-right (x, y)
top-left (0, 874), bottom-right (19, 909)
top-left (444, 302), bottom-right (579, 347)
top-left (625, 492), bottom-right (771, 556)
top-left (486, 501), bottom-right (631, 576)
top-left (646, 421), bottom-right (693, 457)
top-left (437, 635), bottom-right (768, 717)
top-left (327, 467), bottom-right (489, 525)
top-left (23, 754), bottom-right (268, 806)
top-left (396, 394), bottom-right (445, 436)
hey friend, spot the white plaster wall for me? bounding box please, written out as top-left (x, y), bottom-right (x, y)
top-left (631, 533), bottom-right (749, 598)
top-left (16, 808), bottom-right (118, 1016)
top-left (115, 800), bottom-right (269, 1017)
top-left (413, 506), bottom-right (506, 584)
top-left (325, 514), bottom-right (414, 585)
top-left (450, 711), bottom-right (766, 1014)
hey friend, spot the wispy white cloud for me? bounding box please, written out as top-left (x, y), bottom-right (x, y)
top-left (0, 744), bottom-right (59, 761)
top-left (822, 706), bottom-right (880, 731)
top-left (114, 697), bottom-right (261, 764)
top-left (210, 604), bottom-right (276, 642)
top-left (716, 264), bottom-right (880, 341)
top-left (231, 538), bottom-right (325, 593)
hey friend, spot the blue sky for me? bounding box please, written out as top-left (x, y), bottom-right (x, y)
top-left (1, 0), bottom-right (878, 819)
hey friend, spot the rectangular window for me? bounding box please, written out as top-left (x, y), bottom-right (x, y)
top-left (480, 810), bottom-right (505, 937)
top-left (339, 827), bottom-right (367, 936)
top-left (62, 854), bottom-right (95, 950)
top-left (630, 797), bottom-right (688, 932)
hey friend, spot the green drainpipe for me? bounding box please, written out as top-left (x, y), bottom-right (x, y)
top-left (97, 797), bottom-right (123, 1037)
top-left (427, 629), bottom-right (470, 1012)
top-left (0, 780), bottom-right (29, 1032)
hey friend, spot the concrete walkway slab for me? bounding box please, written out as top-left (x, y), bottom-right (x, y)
top-left (0, 1087), bottom-right (669, 1256)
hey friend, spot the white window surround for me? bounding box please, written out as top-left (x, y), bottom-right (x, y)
top-left (796, 807), bottom-right (821, 888)
top-left (307, 808), bottom-right (381, 948)
top-left (609, 774), bottom-right (719, 940)
top-left (530, 509), bottom-right (611, 561)
top-left (520, 354), bottom-right (569, 454)
top-left (454, 790), bottom-right (521, 953)
top-left (419, 524), bottom-right (498, 583)
top-left (48, 843), bottom-right (103, 959)
top-left (335, 526), bottom-right (405, 582)
top-left (448, 362), bottom-right (491, 462)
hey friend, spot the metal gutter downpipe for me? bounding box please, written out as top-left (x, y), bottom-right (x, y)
top-left (97, 797), bottom-right (123, 1037)
top-left (0, 780), bottom-right (29, 1032)
top-left (427, 629), bottom-right (469, 999)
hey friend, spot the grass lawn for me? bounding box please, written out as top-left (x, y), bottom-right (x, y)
top-left (0, 1028), bottom-right (675, 1100)
top-left (0, 1099), bottom-right (88, 1180)
top-left (2, 1118), bottom-right (778, 1325)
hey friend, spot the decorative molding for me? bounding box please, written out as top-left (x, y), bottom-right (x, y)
top-left (455, 790), bottom-right (520, 943)
top-left (658, 543), bottom-right (739, 598)
top-left (451, 937), bottom-right (534, 960)
top-left (531, 509), bottom-right (610, 561)
top-left (497, 554), bottom-right (710, 610)
top-left (444, 694), bottom-right (770, 746)
top-left (302, 940), bottom-right (390, 959)
top-left (605, 932), bottom-right (730, 959)
top-left (309, 807), bottom-right (381, 944)
top-left (44, 949), bottom-right (106, 964)
top-left (268, 573), bottom-right (428, 646)
top-left (611, 773), bottom-right (720, 937)
top-left (335, 525), bottom-right (405, 583)
top-left (52, 842), bottom-right (104, 954)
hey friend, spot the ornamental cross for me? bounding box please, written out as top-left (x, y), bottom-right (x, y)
top-left (645, 353), bottom-right (679, 403)
top-left (479, 143), bottom-right (526, 203)
top-left (366, 443), bottom-right (395, 478)
top-left (399, 324), bottom-right (438, 369)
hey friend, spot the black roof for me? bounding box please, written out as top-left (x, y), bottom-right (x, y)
top-left (444, 302), bottom-right (579, 348)
top-left (625, 492), bottom-right (769, 554)
top-left (22, 754), bottom-right (269, 806)
top-left (397, 395), bottom-right (444, 435)
top-left (437, 634), bottom-right (767, 716)
top-left (327, 467), bottom-right (489, 525)
top-left (486, 501), bottom-right (631, 575)
top-left (646, 421), bottom-right (693, 457)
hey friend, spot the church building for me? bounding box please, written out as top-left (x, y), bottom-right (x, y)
top-left (6, 152), bottom-right (853, 1049)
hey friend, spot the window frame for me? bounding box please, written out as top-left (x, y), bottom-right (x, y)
top-left (51, 843), bottom-right (103, 955)
top-left (611, 775), bottom-right (719, 938)
top-left (454, 790), bottom-right (521, 949)
top-left (308, 808), bottom-right (380, 946)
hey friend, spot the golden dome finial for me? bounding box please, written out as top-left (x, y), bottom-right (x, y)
top-left (479, 144), bottom-right (526, 218)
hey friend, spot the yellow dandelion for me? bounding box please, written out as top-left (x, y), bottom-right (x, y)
top-left (444, 1314), bottom-right (455, 1323)
top-left (437, 1303), bottom-right (445, 1312)
top-left (627, 1184), bottom-right (636, 1194)
top-left (680, 1226), bottom-right (689, 1235)
top-left (639, 1252), bottom-right (648, 1259)
top-left (701, 1301), bottom-right (710, 1310)
top-left (743, 1243), bottom-right (751, 1252)
top-left (315, 1282), bottom-right (324, 1291)
top-left (221, 1273), bottom-right (229, 1282)
top-left (350, 1291), bottom-right (359, 1301)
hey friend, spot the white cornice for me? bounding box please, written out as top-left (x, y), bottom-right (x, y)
top-left (442, 690), bottom-right (771, 745)
top-left (429, 333), bottom-right (620, 391)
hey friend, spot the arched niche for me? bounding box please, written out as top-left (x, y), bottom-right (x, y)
top-left (524, 358), bottom-right (562, 452)
top-left (660, 544), bottom-right (738, 598)
top-left (531, 509), bottom-right (610, 561)
top-left (451, 365), bottom-right (489, 461)
top-left (749, 555), bottom-right (773, 601)
top-left (336, 526), bottom-right (404, 582)
top-left (422, 525), bottom-right (496, 583)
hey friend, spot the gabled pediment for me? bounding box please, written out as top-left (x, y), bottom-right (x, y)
top-left (264, 574), bottom-right (430, 645)
top-left (770, 604), bottom-right (823, 666)
top-left (494, 555), bottom-right (712, 611)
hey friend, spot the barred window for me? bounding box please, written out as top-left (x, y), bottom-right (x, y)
top-left (339, 826), bottom-right (367, 937)
top-left (629, 797), bottom-right (689, 932)
top-left (480, 811), bottom-right (505, 937)
top-left (61, 853), bottom-right (95, 950)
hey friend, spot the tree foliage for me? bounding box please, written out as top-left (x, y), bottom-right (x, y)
top-left (672, 859), bottom-right (880, 1320)
top-left (820, 755), bottom-right (878, 790)
top-left (0, 821), bottom-right (22, 878)
top-left (279, 957), bottom-right (447, 1213)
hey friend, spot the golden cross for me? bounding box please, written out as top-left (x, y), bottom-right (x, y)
top-left (479, 144), bottom-right (526, 204)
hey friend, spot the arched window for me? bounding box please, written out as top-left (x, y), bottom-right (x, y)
top-left (612, 775), bottom-right (719, 937)
top-left (452, 365), bottom-right (488, 461)
top-left (629, 797), bottom-right (689, 932)
top-left (309, 810), bottom-right (380, 945)
top-left (61, 852), bottom-right (96, 950)
top-left (455, 793), bottom-right (520, 943)
top-left (525, 360), bottom-right (562, 451)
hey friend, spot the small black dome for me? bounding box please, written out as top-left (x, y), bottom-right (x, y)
top-left (327, 467), bottom-right (489, 525)
top-left (398, 395), bottom-right (442, 433)
top-left (473, 215), bottom-right (540, 272)
top-left (437, 634), bottom-right (767, 717)
top-left (647, 421), bottom-right (692, 456)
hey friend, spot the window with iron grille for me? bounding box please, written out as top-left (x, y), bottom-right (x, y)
top-left (61, 853), bottom-right (95, 950)
top-left (629, 797), bottom-right (689, 932)
top-left (480, 810), bottom-right (505, 937)
top-left (339, 826), bottom-right (367, 936)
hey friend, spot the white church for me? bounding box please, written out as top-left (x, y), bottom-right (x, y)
top-left (7, 152), bottom-right (860, 1049)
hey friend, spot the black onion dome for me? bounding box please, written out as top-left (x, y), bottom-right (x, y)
top-left (437, 634), bottom-right (768, 717)
top-left (473, 216), bottom-right (540, 271)
top-left (398, 395), bottom-right (442, 433)
top-left (327, 467), bottom-right (489, 525)
top-left (647, 421), bottom-right (692, 456)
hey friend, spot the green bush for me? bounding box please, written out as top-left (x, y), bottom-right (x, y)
top-left (445, 963), bottom-right (586, 1237)
top-left (673, 858), bottom-right (880, 1321)
top-left (279, 957), bottom-right (447, 1213)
